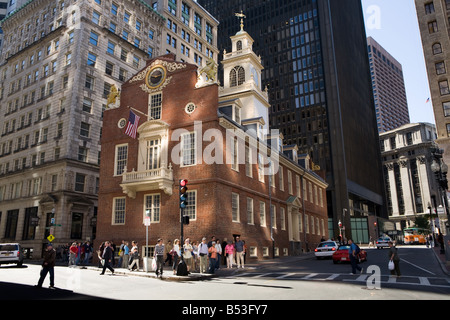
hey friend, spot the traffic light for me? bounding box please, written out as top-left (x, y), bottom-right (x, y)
top-left (179, 179), bottom-right (188, 209)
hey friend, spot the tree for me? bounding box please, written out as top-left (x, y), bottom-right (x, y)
top-left (413, 215), bottom-right (430, 230)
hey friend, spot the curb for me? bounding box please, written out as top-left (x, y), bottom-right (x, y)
top-left (431, 247), bottom-right (450, 277)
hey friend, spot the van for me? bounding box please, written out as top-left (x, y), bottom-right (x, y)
top-left (0, 243), bottom-right (24, 267)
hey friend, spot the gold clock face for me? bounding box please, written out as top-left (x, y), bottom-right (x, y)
top-left (145, 66), bottom-right (167, 89)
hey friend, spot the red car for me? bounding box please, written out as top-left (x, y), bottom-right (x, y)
top-left (332, 245), bottom-right (367, 264)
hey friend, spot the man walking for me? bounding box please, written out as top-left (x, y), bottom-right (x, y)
top-left (36, 243), bottom-right (56, 289)
top-left (235, 236), bottom-right (245, 269)
top-left (100, 241), bottom-right (115, 275)
top-left (348, 239), bottom-right (363, 275)
top-left (154, 238), bottom-right (165, 278)
top-left (198, 237), bottom-right (209, 273)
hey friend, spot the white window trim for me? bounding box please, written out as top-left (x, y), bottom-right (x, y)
top-left (114, 143), bottom-right (128, 176)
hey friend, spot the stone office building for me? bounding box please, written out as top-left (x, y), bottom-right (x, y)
top-left (0, 0), bottom-right (165, 258)
top-left (380, 122), bottom-right (448, 233)
top-left (96, 27), bottom-right (328, 260)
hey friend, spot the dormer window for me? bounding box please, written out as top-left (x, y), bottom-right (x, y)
top-left (230, 66), bottom-right (245, 87)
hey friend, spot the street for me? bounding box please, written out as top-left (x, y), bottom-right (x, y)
top-left (0, 246), bottom-right (448, 304)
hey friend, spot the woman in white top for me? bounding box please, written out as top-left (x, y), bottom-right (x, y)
top-left (172, 239), bottom-right (181, 275)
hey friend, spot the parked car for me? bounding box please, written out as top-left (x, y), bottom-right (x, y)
top-left (314, 241), bottom-right (339, 259)
top-left (332, 245), bottom-right (368, 264)
top-left (0, 243), bottom-right (24, 267)
top-left (376, 236), bottom-right (391, 249)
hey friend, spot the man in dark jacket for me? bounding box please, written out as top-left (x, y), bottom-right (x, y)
top-left (100, 241), bottom-right (115, 275)
top-left (36, 243), bottom-right (56, 289)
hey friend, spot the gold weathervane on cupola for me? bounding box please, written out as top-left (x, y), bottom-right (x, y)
top-left (235, 10), bottom-right (246, 32)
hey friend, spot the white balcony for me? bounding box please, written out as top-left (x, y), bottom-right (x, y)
top-left (120, 163), bottom-right (173, 199)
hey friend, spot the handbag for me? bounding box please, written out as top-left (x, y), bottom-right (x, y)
top-left (151, 258), bottom-right (157, 271)
top-left (388, 260), bottom-right (395, 271)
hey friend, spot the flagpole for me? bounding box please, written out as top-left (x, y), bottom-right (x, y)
top-left (127, 106), bottom-right (152, 119)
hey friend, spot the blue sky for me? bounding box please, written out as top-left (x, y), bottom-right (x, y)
top-left (361, 0), bottom-right (435, 125)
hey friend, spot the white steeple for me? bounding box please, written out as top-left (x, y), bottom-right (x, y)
top-left (219, 15), bottom-right (270, 134)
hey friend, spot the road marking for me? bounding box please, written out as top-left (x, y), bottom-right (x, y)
top-left (325, 274), bottom-right (340, 281)
top-left (400, 258), bottom-right (436, 275)
top-left (301, 273), bottom-right (318, 280)
top-left (355, 274), bottom-right (368, 282)
top-left (276, 273), bottom-right (296, 279)
top-left (387, 276), bottom-right (396, 284)
top-left (419, 277), bottom-right (430, 286)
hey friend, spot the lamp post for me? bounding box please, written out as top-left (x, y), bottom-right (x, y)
top-left (430, 147), bottom-right (450, 234)
top-left (430, 147), bottom-right (450, 261)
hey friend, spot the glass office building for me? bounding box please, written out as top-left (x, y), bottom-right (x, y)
top-left (199, 0), bottom-right (387, 242)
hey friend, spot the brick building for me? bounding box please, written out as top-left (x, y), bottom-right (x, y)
top-left (97, 28), bottom-right (328, 261)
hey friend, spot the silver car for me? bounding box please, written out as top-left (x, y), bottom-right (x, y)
top-left (0, 243), bottom-right (24, 267)
top-left (314, 241), bottom-right (339, 259)
top-left (376, 236), bottom-right (391, 249)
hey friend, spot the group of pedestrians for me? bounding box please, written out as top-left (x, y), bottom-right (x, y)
top-left (161, 236), bottom-right (247, 276)
top-left (97, 240), bottom-right (140, 275)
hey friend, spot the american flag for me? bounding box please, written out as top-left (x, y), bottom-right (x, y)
top-left (125, 110), bottom-right (140, 139)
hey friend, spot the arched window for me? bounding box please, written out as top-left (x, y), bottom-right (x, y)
top-left (432, 42), bottom-right (442, 55)
top-left (230, 66), bottom-right (245, 87)
top-left (236, 40), bottom-right (243, 51)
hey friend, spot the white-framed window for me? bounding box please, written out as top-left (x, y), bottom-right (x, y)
top-left (288, 170), bottom-right (293, 195)
top-left (145, 139), bottom-right (161, 170)
top-left (258, 152), bottom-right (265, 182)
top-left (113, 197), bottom-right (126, 225)
top-left (181, 132), bottom-right (196, 166)
top-left (305, 214), bottom-right (309, 234)
top-left (280, 207), bottom-right (286, 230)
top-left (296, 175), bottom-right (301, 198)
top-left (279, 166), bottom-right (284, 191)
top-left (149, 93), bottom-right (162, 120)
top-left (231, 136), bottom-right (239, 171)
top-left (247, 197), bottom-right (254, 224)
top-left (299, 212), bottom-right (303, 233)
top-left (249, 246), bottom-right (257, 257)
top-left (184, 190), bottom-right (197, 220)
top-left (271, 204), bottom-right (276, 229)
top-left (144, 193), bottom-right (161, 223)
top-left (232, 192), bottom-right (240, 222)
top-left (114, 144), bottom-right (128, 175)
top-left (259, 201), bottom-right (266, 227)
top-left (245, 145), bottom-right (252, 178)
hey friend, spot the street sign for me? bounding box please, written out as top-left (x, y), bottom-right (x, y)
top-left (144, 217), bottom-right (151, 226)
top-left (47, 234), bottom-right (55, 242)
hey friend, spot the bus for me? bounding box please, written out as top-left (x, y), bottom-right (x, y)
top-left (403, 228), bottom-right (428, 245)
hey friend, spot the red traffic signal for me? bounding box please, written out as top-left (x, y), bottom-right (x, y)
top-left (179, 179), bottom-right (188, 209)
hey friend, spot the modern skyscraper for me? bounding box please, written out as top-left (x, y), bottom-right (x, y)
top-left (367, 37), bottom-right (410, 133)
top-left (199, 0), bottom-right (387, 242)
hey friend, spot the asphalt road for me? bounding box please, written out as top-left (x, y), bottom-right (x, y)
top-left (0, 246), bottom-right (448, 303)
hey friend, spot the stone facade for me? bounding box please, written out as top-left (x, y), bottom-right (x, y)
top-left (380, 123), bottom-right (447, 232)
top-left (0, 0), bottom-right (164, 258)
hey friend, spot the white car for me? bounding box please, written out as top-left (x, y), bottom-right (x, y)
top-left (376, 236), bottom-right (392, 249)
top-left (0, 243), bottom-right (24, 267)
top-left (314, 241), bottom-right (339, 259)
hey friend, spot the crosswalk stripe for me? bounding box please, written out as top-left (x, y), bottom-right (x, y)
top-left (326, 274), bottom-right (340, 281)
top-left (419, 277), bottom-right (430, 286)
top-left (301, 273), bottom-right (318, 280)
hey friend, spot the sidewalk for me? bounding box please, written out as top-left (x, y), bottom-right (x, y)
top-left (82, 253), bottom-right (315, 281)
top-left (432, 246), bottom-right (450, 276)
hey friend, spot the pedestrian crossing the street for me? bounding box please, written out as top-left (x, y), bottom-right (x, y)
top-left (229, 271), bottom-right (450, 290)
